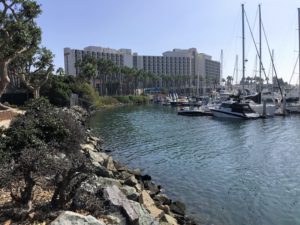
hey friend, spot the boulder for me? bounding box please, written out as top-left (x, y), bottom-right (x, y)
top-left (161, 214), bottom-right (179, 225)
top-left (144, 181), bottom-right (161, 196)
top-left (81, 143), bottom-right (95, 151)
top-left (120, 171), bottom-right (132, 180)
top-left (153, 194), bottom-right (172, 205)
top-left (92, 163), bottom-right (113, 178)
top-left (87, 139), bottom-right (98, 148)
top-left (104, 185), bottom-right (139, 222)
top-left (104, 156), bottom-right (117, 172)
top-left (50, 211), bottom-right (105, 225)
top-left (141, 174), bottom-right (152, 181)
top-left (88, 151), bottom-right (108, 165)
top-left (170, 201), bottom-right (186, 216)
top-left (120, 185), bottom-right (139, 201)
top-left (114, 161), bottom-right (128, 172)
top-left (81, 175), bottom-right (121, 194)
top-left (130, 168), bottom-right (141, 177)
top-left (158, 205), bottom-right (171, 215)
top-left (104, 185), bottom-right (159, 225)
top-left (129, 200), bottom-right (160, 225)
top-left (89, 135), bottom-right (102, 143)
top-left (100, 213), bottom-right (126, 225)
top-left (135, 183), bottom-right (142, 193)
top-left (139, 190), bottom-right (164, 219)
top-left (124, 175), bottom-right (138, 187)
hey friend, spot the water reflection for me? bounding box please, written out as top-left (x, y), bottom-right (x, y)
top-left (89, 106), bottom-right (300, 225)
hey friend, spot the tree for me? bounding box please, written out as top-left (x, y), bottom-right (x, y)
top-left (9, 47), bottom-right (54, 98)
top-left (56, 67), bottom-right (65, 76)
top-left (75, 54), bottom-right (97, 81)
top-left (0, 0), bottom-right (42, 108)
top-left (221, 78), bottom-right (226, 86)
top-left (226, 76), bottom-right (233, 87)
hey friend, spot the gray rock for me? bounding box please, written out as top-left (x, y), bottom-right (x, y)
top-left (120, 185), bottom-right (139, 201)
top-left (104, 156), bottom-right (117, 172)
top-left (158, 205), bottom-right (172, 215)
top-left (170, 201), bottom-right (186, 216)
top-left (101, 212), bottom-right (126, 225)
top-left (124, 175), bottom-right (138, 187)
top-left (50, 211), bottom-right (105, 225)
top-left (81, 175), bottom-right (121, 194)
top-left (131, 168), bottom-right (141, 177)
top-left (114, 162), bottom-right (128, 172)
top-left (81, 144), bottom-right (96, 152)
top-left (161, 214), bottom-right (179, 225)
top-left (89, 135), bottom-right (102, 143)
top-left (104, 185), bottom-right (159, 225)
top-left (153, 194), bottom-right (172, 205)
top-left (139, 190), bottom-right (164, 219)
top-left (130, 200), bottom-right (160, 225)
top-left (88, 151), bottom-right (108, 165)
top-left (92, 162), bottom-right (113, 178)
top-left (120, 171), bottom-right (132, 180)
top-left (144, 181), bottom-right (161, 196)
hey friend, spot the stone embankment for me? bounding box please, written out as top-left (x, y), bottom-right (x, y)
top-left (51, 106), bottom-right (197, 225)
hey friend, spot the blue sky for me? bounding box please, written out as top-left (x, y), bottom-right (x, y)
top-left (36, 0), bottom-right (300, 84)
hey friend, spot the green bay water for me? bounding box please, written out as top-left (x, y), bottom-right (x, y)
top-left (88, 105), bottom-right (300, 225)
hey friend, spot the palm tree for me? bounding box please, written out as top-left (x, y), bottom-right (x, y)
top-left (221, 78), bottom-right (226, 86)
top-left (56, 67), bottom-right (65, 76)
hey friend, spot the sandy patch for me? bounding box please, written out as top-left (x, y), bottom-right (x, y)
top-left (0, 108), bottom-right (25, 129)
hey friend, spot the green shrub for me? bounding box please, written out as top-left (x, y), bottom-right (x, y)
top-left (115, 96), bottom-right (131, 104)
top-left (0, 98), bottom-right (91, 209)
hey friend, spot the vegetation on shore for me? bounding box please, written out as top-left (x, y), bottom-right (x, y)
top-left (40, 75), bottom-right (150, 108)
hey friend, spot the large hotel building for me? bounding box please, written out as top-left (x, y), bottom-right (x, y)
top-left (64, 46), bottom-right (220, 91)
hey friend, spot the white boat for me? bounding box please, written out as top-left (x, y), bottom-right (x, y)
top-left (211, 100), bottom-right (260, 119)
top-left (248, 101), bottom-right (278, 116)
top-left (285, 97), bottom-right (300, 113)
top-left (177, 106), bottom-right (212, 116)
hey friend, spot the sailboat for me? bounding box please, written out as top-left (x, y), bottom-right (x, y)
top-left (285, 8), bottom-right (300, 113)
top-left (244, 4), bottom-right (278, 116)
top-left (212, 4), bottom-right (260, 119)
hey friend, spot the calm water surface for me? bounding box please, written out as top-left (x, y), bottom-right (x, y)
top-left (89, 105), bottom-right (300, 225)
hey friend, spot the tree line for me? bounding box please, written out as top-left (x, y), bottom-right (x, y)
top-left (75, 54), bottom-right (213, 96)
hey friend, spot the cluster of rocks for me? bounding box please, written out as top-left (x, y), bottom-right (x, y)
top-left (51, 131), bottom-right (197, 225)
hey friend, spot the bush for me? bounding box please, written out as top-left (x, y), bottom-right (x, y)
top-left (128, 95), bottom-right (149, 104)
top-left (41, 75), bottom-right (74, 107)
top-left (0, 98), bottom-right (92, 210)
top-left (115, 95), bottom-right (131, 104)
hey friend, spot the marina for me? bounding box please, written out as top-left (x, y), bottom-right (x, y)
top-left (89, 105), bottom-right (300, 225)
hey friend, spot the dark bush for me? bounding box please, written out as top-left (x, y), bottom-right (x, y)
top-left (0, 98), bottom-right (93, 211)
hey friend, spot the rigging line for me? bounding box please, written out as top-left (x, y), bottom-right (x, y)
top-left (261, 21), bottom-right (283, 98)
top-left (289, 55), bottom-right (299, 85)
top-left (244, 11), bottom-right (268, 81)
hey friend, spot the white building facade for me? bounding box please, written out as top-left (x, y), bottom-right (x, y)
top-left (64, 46), bottom-right (220, 90)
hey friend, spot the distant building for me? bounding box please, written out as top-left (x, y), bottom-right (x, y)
top-left (64, 46), bottom-right (133, 76)
top-left (64, 46), bottom-right (220, 92)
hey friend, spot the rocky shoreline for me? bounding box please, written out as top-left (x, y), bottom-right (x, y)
top-left (49, 106), bottom-right (198, 225)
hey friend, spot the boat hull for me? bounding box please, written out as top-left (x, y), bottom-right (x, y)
top-left (250, 104), bottom-right (277, 116)
top-left (211, 109), bottom-right (260, 119)
top-left (178, 110), bottom-right (212, 116)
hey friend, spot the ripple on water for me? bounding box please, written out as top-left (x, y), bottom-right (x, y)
top-left (89, 106), bottom-right (300, 225)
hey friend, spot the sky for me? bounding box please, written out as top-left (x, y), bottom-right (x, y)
top-left (35, 0), bottom-right (300, 84)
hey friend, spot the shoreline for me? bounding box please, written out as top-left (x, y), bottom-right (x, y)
top-left (0, 105), bottom-right (199, 225)
top-left (83, 106), bottom-right (199, 225)
top-left (81, 131), bottom-right (198, 225)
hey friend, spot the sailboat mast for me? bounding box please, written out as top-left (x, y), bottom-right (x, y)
top-left (242, 4), bottom-right (245, 95)
top-left (220, 49), bottom-right (223, 86)
top-left (298, 8), bottom-right (300, 98)
top-left (259, 4), bottom-right (262, 92)
top-left (235, 55), bottom-right (238, 85)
